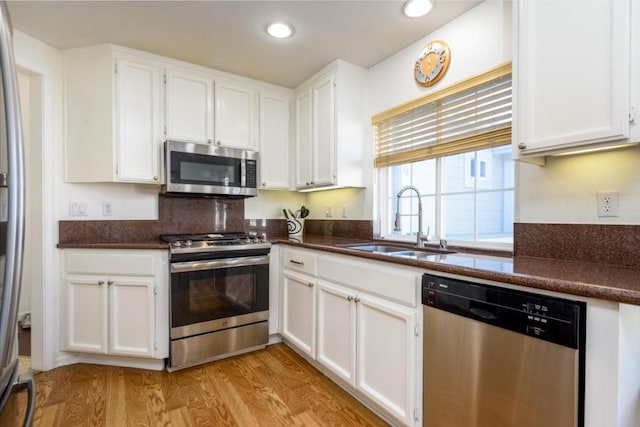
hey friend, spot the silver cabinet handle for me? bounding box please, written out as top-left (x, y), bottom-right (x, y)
top-left (153, 176), bottom-right (158, 181)
top-left (347, 296), bottom-right (354, 302)
top-left (307, 283), bottom-right (314, 288)
top-left (98, 280), bottom-right (104, 286)
top-left (216, 140), bottom-right (222, 146)
top-left (518, 143), bottom-right (526, 150)
top-left (107, 280), bottom-right (114, 286)
top-left (207, 138), bottom-right (213, 144)
top-left (289, 260), bottom-right (304, 266)
top-left (262, 182), bottom-right (267, 187)
top-left (354, 297), bottom-right (360, 303)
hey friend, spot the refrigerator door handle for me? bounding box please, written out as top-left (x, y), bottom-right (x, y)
top-left (14, 372), bottom-right (34, 427)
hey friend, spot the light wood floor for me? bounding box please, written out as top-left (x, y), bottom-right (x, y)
top-left (19, 343), bottom-right (389, 426)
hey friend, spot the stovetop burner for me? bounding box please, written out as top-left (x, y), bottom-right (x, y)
top-left (162, 232), bottom-right (270, 255)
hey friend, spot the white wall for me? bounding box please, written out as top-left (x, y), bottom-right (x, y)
top-left (14, 30), bottom-right (64, 371)
top-left (364, 0), bottom-right (512, 222)
top-left (517, 145), bottom-right (640, 223)
top-left (244, 189), bottom-right (306, 219)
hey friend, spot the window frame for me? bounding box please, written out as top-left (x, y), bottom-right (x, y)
top-left (377, 146), bottom-right (514, 251)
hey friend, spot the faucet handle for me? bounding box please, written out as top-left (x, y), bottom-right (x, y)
top-left (439, 239), bottom-right (448, 250)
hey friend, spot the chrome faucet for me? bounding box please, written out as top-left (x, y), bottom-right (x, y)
top-left (393, 185), bottom-right (430, 248)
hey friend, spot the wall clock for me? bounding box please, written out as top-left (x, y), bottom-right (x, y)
top-left (414, 40), bottom-right (450, 87)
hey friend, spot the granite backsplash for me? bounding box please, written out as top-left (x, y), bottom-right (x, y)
top-left (58, 199), bottom-right (640, 270)
top-left (514, 223), bottom-right (640, 268)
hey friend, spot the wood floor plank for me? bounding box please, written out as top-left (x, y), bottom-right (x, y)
top-left (22, 343), bottom-right (388, 427)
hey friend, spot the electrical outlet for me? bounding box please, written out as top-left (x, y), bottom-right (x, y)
top-left (102, 202), bottom-right (113, 216)
top-left (69, 201), bottom-right (87, 217)
top-left (597, 191), bottom-right (619, 217)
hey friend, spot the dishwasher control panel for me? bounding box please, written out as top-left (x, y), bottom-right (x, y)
top-left (422, 273), bottom-right (586, 350)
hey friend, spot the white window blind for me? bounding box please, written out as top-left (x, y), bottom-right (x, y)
top-left (372, 63), bottom-right (512, 168)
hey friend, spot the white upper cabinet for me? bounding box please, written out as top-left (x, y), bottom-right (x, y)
top-left (259, 91), bottom-right (291, 189)
top-left (215, 78), bottom-right (258, 151)
top-left (513, 0), bottom-right (632, 158)
top-left (294, 60), bottom-right (365, 190)
top-left (165, 71), bottom-right (258, 151)
top-left (295, 88), bottom-right (313, 188)
top-left (65, 46), bottom-right (163, 183)
top-left (165, 68), bottom-right (214, 144)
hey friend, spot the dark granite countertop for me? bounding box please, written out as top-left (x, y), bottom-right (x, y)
top-left (273, 235), bottom-right (640, 306)
top-left (57, 241), bottom-right (169, 250)
top-left (56, 232), bottom-right (640, 305)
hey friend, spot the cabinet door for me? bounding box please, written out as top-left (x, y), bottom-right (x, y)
top-left (214, 79), bottom-right (257, 150)
top-left (259, 92), bottom-right (291, 190)
top-left (115, 58), bottom-right (162, 183)
top-left (312, 72), bottom-right (336, 186)
top-left (165, 68), bottom-right (214, 144)
top-left (281, 271), bottom-right (316, 358)
top-left (357, 293), bottom-right (417, 426)
top-left (66, 276), bottom-right (108, 354)
top-left (317, 281), bottom-right (357, 387)
top-left (514, 0), bottom-right (630, 156)
top-left (109, 278), bottom-right (156, 357)
top-left (295, 88), bottom-right (313, 188)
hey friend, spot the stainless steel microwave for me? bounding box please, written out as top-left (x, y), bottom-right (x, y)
top-left (162, 140), bottom-right (258, 197)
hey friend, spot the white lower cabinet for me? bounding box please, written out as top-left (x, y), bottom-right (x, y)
top-left (281, 246), bottom-right (421, 426)
top-left (356, 292), bottom-right (416, 425)
top-left (317, 281), bottom-right (357, 385)
top-left (64, 249), bottom-right (168, 360)
top-left (317, 280), bottom-right (417, 425)
top-left (281, 270), bottom-right (317, 358)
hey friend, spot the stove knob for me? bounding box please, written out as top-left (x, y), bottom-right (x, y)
top-left (185, 240), bottom-right (192, 247)
top-left (245, 237), bottom-right (251, 244)
top-left (171, 241), bottom-right (181, 248)
top-left (253, 236), bottom-right (260, 244)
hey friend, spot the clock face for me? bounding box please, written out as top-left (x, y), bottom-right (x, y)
top-left (414, 40), bottom-right (450, 87)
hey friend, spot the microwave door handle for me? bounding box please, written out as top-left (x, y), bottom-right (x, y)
top-left (240, 159), bottom-right (246, 188)
top-left (171, 255), bottom-right (270, 273)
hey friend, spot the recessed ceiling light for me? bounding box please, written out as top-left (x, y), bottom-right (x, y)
top-left (403, 0), bottom-right (433, 18)
top-left (267, 22), bottom-right (294, 39)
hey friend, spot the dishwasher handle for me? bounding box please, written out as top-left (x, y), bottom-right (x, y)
top-left (469, 307), bottom-right (498, 320)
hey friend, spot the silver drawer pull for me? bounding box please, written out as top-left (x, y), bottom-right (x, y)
top-left (289, 260), bottom-right (304, 266)
top-left (347, 296), bottom-right (354, 302)
top-left (307, 283), bottom-right (314, 288)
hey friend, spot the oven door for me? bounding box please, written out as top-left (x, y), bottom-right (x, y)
top-left (170, 255), bottom-right (269, 339)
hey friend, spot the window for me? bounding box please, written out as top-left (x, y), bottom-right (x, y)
top-left (373, 63), bottom-right (513, 248)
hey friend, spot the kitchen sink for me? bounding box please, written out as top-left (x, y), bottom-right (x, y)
top-left (390, 251), bottom-right (448, 260)
top-left (343, 244), bottom-right (455, 257)
top-left (343, 244), bottom-right (412, 254)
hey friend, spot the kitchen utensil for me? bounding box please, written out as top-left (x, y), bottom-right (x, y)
top-left (283, 209), bottom-right (289, 219)
top-left (288, 208), bottom-right (296, 219)
top-left (294, 209), bottom-right (301, 218)
top-left (300, 205), bottom-right (310, 218)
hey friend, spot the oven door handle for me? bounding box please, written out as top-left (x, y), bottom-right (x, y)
top-left (171, 255), bottom-right (270, 273)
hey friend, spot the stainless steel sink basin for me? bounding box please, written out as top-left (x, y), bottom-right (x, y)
top-left (344, 244), bottom-right (455, 257)
top-left (345, 244), bottom-right (410, 254)
top-left (390, 250), bottom-right (448, 260)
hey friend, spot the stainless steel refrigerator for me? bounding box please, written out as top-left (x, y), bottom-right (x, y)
top-left (0, 1), bottom-right (34, 426)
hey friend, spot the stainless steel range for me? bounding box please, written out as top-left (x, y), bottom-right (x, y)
top-left (163, 233), bottom-right (271, 371)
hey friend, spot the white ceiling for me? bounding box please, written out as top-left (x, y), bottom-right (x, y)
top-left (7, 0), bottom-right (482, 88)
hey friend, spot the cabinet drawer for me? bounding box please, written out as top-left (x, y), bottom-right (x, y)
top-left (65, 250), bottom-right (156, 276)
top-left (318, 254), bottom-right (419, 307)
top-left (282, 248), bottom-right (317, 276)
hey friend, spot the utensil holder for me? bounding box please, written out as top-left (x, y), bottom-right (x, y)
top-left (287, 218), bottom-right (304, 237)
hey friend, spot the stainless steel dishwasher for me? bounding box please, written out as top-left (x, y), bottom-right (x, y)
top-left (422, 273), bottom-right (586, 427)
